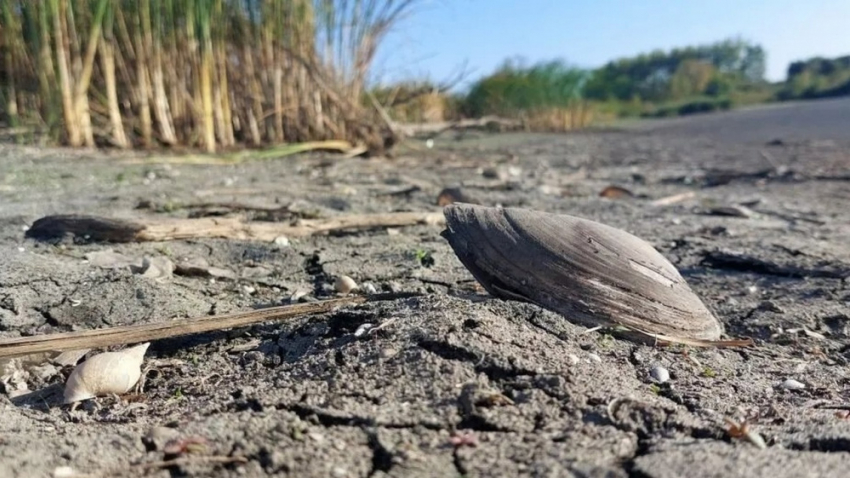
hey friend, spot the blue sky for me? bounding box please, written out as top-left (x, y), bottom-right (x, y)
top-left (372, 0), bottom-right (850, 89)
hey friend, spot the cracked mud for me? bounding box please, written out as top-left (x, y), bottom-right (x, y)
top-left (2, 99), bottom-right (850, 477)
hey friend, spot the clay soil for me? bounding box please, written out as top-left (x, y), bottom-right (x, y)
top-left (1, 98), bottom-right (850, 478)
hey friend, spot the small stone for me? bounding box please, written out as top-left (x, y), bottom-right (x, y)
top-left (31, 363), bottom-right (58, 381)
top-left (52, 349), bottom-right (91, 367)
top-left (481, 167), bottom-right (501, 179)
top-left (587, 353), bottom-right (602, 363)
top-left (362, 282), bottom-right (378, 294)
top-left (290, 288), bottom-right (311, 303)
top-left (273, 236), bottom-right (290, 247)
top-left (758, 301), bottom-right (784, 313)
top-left (650, 365), bottom-right (670, 383)
top-left (207, 267), bottom-right (236, 279)
top-left (567, 354), bottom-right (580, 365)
top-left (781, 379), bottom-right (805, 390)
top-left (241, 266), bottom-right (272, 279)
top-left (243, 351), bottom-right (265, 364)
top-left (142, 426), bottom-right (180, 451)
top-left (354, 323), bottom-right (374, 337)
top-left (537, 185), bottom-right (562, 196)
top-left (334, 275), bottom-right (358, 294)
top-left (747, 285), bottom-right (759, 295)
top-left (136, 256), bottom-right (174, 282)
top-left (53, 466), bottom-right (76, 478)
top-left (242, 285), bottom-right (256, 295)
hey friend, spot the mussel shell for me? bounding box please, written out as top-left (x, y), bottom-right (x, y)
top-left (441, 204), bottom-right (722, 341)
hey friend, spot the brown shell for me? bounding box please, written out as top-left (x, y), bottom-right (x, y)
top-left (441, 204), bottom-right (722, 341)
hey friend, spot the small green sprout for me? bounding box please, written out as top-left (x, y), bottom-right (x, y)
top-left (414, 249), bottom-right (435, 267)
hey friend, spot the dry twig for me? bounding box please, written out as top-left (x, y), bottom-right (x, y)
top-left (25, 211), bottom-right (445, 243)
top-left (0, 293), bottom-right (417, 359)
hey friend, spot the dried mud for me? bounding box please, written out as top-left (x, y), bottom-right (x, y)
top-left (1, 98), bottom-right (850, 477)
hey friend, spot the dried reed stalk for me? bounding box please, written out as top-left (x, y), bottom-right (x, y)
top-left (25, 211), bottom-right (446, 243)
top-left (0, 296), bottom-right (367, 358)
top-left (2, 0), bottom-right (419, 153)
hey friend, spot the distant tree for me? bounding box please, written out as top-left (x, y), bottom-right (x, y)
top-left (778, 55), bottom-right (850, 100)
top-left (584, 37), bottom-right (766, 103)
top-left (669, 60), bottom-right (716, 98)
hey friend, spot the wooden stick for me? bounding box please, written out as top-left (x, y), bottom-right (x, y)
top-left (650, 191), bottom-right (696, 207)
top-left (25, 211), bottom-right (446, 243)
top-left (395, 115), bottom-right (522, 138)
top-left (118, 140), bottom-right (358, 165)
top-left (0, 295), bottom-right (385, 359)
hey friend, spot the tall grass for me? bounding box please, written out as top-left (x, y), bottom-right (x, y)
top-left (369, 81), bottom-right (448, 123)
top-left (0, 0), bottom-right (417, 152)
top-left (463, 59), bottom-right (594, 131)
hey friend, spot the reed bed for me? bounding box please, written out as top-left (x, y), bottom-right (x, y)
top-left (0, 0), bottom-right (416, 153)
top-left (462, 59), bottom-right (595, 132)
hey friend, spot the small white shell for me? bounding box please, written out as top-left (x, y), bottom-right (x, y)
top-left (650, 365), bottom-right (670, 383)
top-left (780, 379), bottom-right (805, 391)
top-left (334, 275), bottom-right (359, 294)
top-left (63, 343), bottom-right (150, 404)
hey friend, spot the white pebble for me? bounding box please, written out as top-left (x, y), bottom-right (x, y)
top-left (53, 466), bottom-right (77, 478)
top-left (273, 236), bottom-right (290, 247)
top-left (334, 275), bottom-right (359, 294)
top-left (650, 365), bottom-right (670, 383)
top-left (567, 354), bottom-right (579, 365)
top-left (242, 285), bottom-right (256, 295)
top-left (781, 379), bottom-right (805, 390)
top-left (290, 288), bottom-right (310, 302)
top-left (587, 353), bottom-right (601, 363)
top-left (362, 282), bottom-right (378, 294)
top-left (354, 323), bottom-right (374, 338)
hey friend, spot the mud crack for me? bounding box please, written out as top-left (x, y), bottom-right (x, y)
top-left (415, 338), bottom-right (538, 381)
top-left (366, 431), bottom-right (395, 477)
top-left (303, 252), bottom-right (330, 296)
top-left (279, 403), bottom-right (444, 431)
top-left (701, 250), bottom-right (849, 279)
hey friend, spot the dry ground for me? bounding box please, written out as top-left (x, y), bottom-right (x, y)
top-left (1, 97), bottom-right (850, 477)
